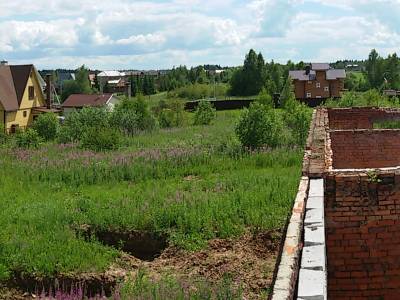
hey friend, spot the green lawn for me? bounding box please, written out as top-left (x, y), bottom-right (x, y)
top-left (0, 110), bottom-right (302, 283)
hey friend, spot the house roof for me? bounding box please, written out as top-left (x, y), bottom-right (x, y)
top-left (311, 63), bottom-right (330, 71)
top-left (289, 64), bottom-right (346, 81)
top-left (326, 69), bottom-right (346, 80)
top-left (289, 70), bottom-right (316, 81)
top-left (62, 93), bottom-right (114, 108)
top-left (10, 65), bottom-right (33, 105)
top-left (97, 71), bottom-right (125, 77)
top-left (0, 65), bottom-right (19, 111)
top-left (0, 64), bottom-right (44, 111)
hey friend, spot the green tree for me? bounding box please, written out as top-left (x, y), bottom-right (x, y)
top-left (229, 49), bottom-right (267, 96)
top-left (33, 113), bottom-right (59, 141)
top-left (366, 49), bottom-right (384, 89)
top-left (193, 101), bottom-right (216, 125)
top-left (235, 103), bottom-right (283, 149)
top-left (75, 65), bottom-right (92, 94)
top-left (256, 88), bottom-right (274, 108)
top-left (280, 76), bottom-right (297, 109)
top-left (61, 80), bottom-right (80, 102)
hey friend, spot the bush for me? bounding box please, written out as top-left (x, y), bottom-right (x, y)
top-left (193, 100), bottom-right (216, 125)
top-left (81, 127), bottom-right (122, 151)
top-left (110, 96), bottom-right (157, 134)
top-left (235, 103), bottom-right (283, 149)
top-left (33, 113), bottom-right (59, 141)
top-left (285, 103), bottom-right (312, 146)
top-left (154, 100), bottom-right (186, 128)
top-left (256, 88), bottom-right (274, 108)
top-left (60, 107), bottom-right (109, 143)
top-left (15, 128), bottom-right (42, 149)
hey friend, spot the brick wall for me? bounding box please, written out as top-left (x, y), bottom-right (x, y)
top-left (325, 172), bottom-right (400, 300)
top-left (328, 108), bottom-right (400, 130)
top-left (330, 130), bottom-right (400, 169)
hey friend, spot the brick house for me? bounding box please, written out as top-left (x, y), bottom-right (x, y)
top-left (289, 63), bottom-right (346, 102)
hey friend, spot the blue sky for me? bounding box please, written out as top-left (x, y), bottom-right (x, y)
top-left (0, 0), bottom-right (399, 70)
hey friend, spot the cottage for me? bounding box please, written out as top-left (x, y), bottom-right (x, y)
top-left (61, 93), bottom-right (120, 116)
top-left (0, 61), bottom-right (55, 133)
top-left (289, 63), bottom-right (346, 103)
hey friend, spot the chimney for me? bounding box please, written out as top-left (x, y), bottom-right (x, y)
top-left (0, 60), bottom-right (8, 66)
top-left (45, 74), bottom-right (52, 109)
top-left (305, 65), bottom-right (311, 75)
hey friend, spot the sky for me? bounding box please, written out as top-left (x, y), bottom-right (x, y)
top-left (0, 0), bottom-right (399, 70)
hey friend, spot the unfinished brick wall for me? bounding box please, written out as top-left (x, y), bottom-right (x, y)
top-left (325, 172), bottom-right (400, 300)
top-left (330, 130), bottom-right (400, 169)
top-left (328, 108), bottom-right (400, 130)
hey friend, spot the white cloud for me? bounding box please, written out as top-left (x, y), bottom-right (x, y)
top-left (0, 0), bottom-right (399, 68)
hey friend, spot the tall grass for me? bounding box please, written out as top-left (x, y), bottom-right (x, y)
top-left (0, 110), bottom-right (303, 288)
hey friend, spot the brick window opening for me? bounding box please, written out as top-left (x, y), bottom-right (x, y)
top-left (306, 92), bottom-right (312, 98)
top-left (28, 86), bottom-right (34, 100)
top-left (324, 86), bottom-right (329, 92)
top-left (23, 111), bottom-right (27, 118)
top-left (316, 82), bottom-right (321, 88)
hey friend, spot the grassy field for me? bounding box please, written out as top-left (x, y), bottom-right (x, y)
top-left (0, 110), bottom-right (303, 297)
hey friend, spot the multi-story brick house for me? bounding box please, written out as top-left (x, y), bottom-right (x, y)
top-left (289, 63), bottom-right (346, 103)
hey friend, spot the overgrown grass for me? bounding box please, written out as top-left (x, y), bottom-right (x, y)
top-left (0, 110), bottom-right (303, 287)
top-left (373, 120), bottom-right (400, 129)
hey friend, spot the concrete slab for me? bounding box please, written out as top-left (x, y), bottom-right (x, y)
top-left (309, 179), bottom-right (324, 197)
top-left (297, 269), bottom-right (326, 299)
top-left (304, 224), bottom-right (325, 246)
top-left (301, 245), bottom-right (326, 270)
top-left (306, 196), bottom-right (324, 210)
top-left (304, 207), bottom-right (324, 225)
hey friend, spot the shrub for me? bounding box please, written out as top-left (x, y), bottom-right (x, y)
top-left (15, 128), bottom-right (42, 149)
top-left (33, 113), bottom-right (59, 141)
top-left (235, 103), bottom-right (283, 149)
top-left (285, 103), bottom-right (312, 146)
top-left (154, 100), bottom-right (186, 128)
top-left (110, 95), bottom-right (157, 134)
top-left (80, 126), bottom-right (122, 151)
top-left (256, 88), bottom-right (274, 108)
top-left (193, 100), bottom-right (216, 125)
top-left (60, 107), bottom-right (109, 142)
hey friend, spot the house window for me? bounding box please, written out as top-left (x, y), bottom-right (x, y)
top-left (306, 92), bottom-right (312, 98)
top-left (23, 111), bottom-right (27, 118)
top-left (28, 86), bottom-right (34, 100)
top-left (316, 82), bottom-right (321, 88)
top-left (324, 86), bottom-right (329, 92)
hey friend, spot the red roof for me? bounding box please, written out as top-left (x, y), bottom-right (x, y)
top-left (62, 93), bottom-right (113, 108)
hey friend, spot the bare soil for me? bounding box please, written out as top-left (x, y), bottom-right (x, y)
top-left (1, 230), bottom-right (281, 300)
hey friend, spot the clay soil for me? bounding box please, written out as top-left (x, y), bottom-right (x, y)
top-left (1, 230), bottom-right (281, 300)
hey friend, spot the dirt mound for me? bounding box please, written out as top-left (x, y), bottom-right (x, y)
top-left (144, 230), bottom-right (281, 300)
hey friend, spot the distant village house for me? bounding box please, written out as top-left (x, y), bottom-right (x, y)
top-left (61, 93), bottom-right (120, 117)
top-left (289, 63), bottom-right (346, 103)
top-left (0, 61), bottom-right (58, 133)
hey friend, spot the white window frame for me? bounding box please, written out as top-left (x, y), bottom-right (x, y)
top-left (324, 86), bottom-right (329, 92)
top-left (306, 92), bottom-right (312, 98)
top-left (316, 82), bottom-right (321, 88)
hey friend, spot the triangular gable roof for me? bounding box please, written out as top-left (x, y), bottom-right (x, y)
top-left (10, 65), bottom-right (33, 106)
top-left (62, 93), bottom-right (114, 108)
top-left (0, 66), bottom-right (19, 111)
top-left (0, 64), bottom-right (45, 111)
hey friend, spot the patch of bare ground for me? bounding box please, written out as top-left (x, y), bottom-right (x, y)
top-left (140, 230), bottom-right (281, 300)
top-left (1, 230), bottom-right (281, 299)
